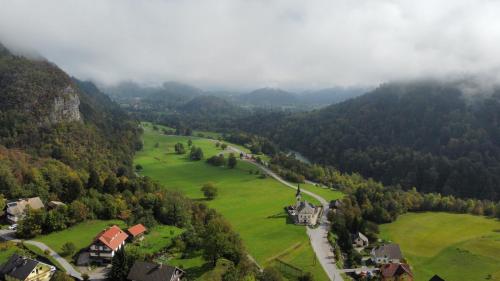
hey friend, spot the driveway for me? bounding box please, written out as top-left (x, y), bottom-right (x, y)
top-left (227, 146), bottom-right (344, 281)
top-left (0, 229), bottom-right (108, 280)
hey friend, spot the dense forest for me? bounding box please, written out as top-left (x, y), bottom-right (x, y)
top-left (177, 81), bottom-right (498, 201)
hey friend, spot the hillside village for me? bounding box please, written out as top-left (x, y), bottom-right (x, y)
top-left (0, 153), bottom-right (446, 281)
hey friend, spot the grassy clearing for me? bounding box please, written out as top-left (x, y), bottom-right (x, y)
top-left (136, 124), bottom-right (329, 281)
top-left (379, 212), bottom-right (500, 281)
top-left (301, 183), bottom-right (343, 202)
top-left (129, 225), bottom-right (183, 255)
top-left (35, 220), bottom-right (125, 256)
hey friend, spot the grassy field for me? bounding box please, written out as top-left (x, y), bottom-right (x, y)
top-left (35, 220), bottom-right (125, 256)
top-left (379, 212), bottom-right (500, 281)
top-left (135, 124), bottom-right (342, 280)
top-left (129, 225), bottom-right (183, 255)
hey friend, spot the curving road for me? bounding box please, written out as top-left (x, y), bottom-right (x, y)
top-left (227, 146), bottom-right (344, 281)
top-left (0, 230), bottom-right (107, 280)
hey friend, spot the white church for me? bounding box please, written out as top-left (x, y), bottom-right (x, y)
top-left (287, 186), bottom-right (321, 226)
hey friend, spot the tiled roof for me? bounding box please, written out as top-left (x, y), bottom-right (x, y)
top-left (127, 261), bottom-right (184, 281)
top-left (380, 263), bottom-right (413, 278)
top-left (95, 225), bottom-right (128, 251)
top-left (0, 254), bottom-right (47, 280)
top-left (128, 224), bottom-right (147, 237)
top-left (372, 243), bottom-right (404, 260)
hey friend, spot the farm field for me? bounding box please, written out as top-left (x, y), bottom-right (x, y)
top-left (379, 212), bottom-right (500, 281)
top-left (35, 220), bottom-right (125, 257)
top-left (135, 124), bottom-right (333, 280)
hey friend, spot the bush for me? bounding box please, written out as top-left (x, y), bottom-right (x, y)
top-left (61, 242), bottom-right (76, 257)
top-left (201, 182), bottom-right (218, 200)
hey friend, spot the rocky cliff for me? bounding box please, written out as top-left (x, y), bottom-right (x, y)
top-left (48, 85), bottom-right (82, 124)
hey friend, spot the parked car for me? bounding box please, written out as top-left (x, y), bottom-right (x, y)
top-left (8, 224), bottom-right (17, 230)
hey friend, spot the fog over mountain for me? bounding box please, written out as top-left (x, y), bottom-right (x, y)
top-left (2, 0), bottom-right (500, 90)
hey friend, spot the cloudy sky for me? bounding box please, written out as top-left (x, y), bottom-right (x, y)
top-left (1, 0), bottom-right (500, 90)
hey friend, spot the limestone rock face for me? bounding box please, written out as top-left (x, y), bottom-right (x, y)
top-left (48, 85), bottom-right (82, 123)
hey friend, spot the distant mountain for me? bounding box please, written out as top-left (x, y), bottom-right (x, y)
top-left (105, 81), bottom-right (202, 109)
top-left (234, 88), bottom-right (299, 108)
top-left (180, 95), bottom-right (241, 115)
top-left (238, 80), bottom-right (500, 200)
top-left (298, 87), bottom-right (368, 106)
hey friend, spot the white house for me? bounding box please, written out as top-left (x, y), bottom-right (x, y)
top-left (5, 197), bottom-right (44, 224)
top-left (89, 225), bottom-right (129, 263)
top-left (371, 244), bottom-right (403, 264)
top-left (353, 232), bottom-right (369, 247)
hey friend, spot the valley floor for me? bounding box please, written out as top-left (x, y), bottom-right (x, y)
top-left (135, 123), bottom-right (344, 280)
top-left (380, 212), bottom-right (500, 281)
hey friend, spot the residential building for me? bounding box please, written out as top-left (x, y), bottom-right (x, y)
top-left (127, 261), bottom-right (184, 281)
top-left (0, 254), bottom-right (56, 281)
top-left (127, 224), bottom-right (147, 241)
top-left (89, 225), bottom-right (128, 263)
top-left (5, 197), bottom-right (44, 224)
top-left (47, 201), bottom-right (66, 210)
top-left (371, 244), bottom-right (404, 264)
top-left (353, 232), bottom-right (369, 247)
top-left (380, 263), bottom-right (413, 281)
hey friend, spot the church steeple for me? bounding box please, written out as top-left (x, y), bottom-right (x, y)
top-left (296, 184), bottom-right (302, 200)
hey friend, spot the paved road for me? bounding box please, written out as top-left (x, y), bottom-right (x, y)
top-left (227, 146), bottom-right (344, 281)
top-left (0, 229), bottom-right (107, 280)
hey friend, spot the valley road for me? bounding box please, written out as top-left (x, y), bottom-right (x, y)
top-left (227, 146), bottom-right (344, 281)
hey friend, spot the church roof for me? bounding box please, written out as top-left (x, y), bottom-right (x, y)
top-left (297, 201), bottom-right (315, 214)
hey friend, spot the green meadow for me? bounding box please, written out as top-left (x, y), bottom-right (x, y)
top-left (135, 123), bottom-right (343, 280)
top-left (380, 212), bottom-right (500, 281)
top-left (36, 219), bottom-right (125, 257)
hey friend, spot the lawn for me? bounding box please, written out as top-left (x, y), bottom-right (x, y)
top-left (128, 225), bottom-right (183, 255)
top-left (0, 242), bottom-right (21, 264)
top-left (379, 212), bottom-right (500, 281)
top-left (135, 124), bottom-right (329, 281)
top-left (301, 183), bottom-right (344, 202)
top-left (35, 219), bottom-right (125, 256)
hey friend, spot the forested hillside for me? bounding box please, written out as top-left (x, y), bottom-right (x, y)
top-left (0, 43), bottom-right (141, 189)
top-left (246, 81), bottom-right (500, 200)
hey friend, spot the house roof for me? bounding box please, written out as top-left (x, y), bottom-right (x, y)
top-left (95, 225), bottom-right (128, 251)
top-left (128, 224), bottom-right (147, 237)
top-left (429, 275), bottom-right (445, 281)
top-left (297, 201), bottom-right (315, 214)
top-left (48, 201), bottom-right (66, 208)
top-left (6, 197), bottom-right (44, 216)
top-left (0, 254), bottom-right (46, 280)
top-left (127, 261), bottom-right (184, 281)
top-left (355, 232), bottom-right (369, 242)
top-left (372, 244), bottom-right (403, 260)
top-left (380, 263), bottom-right (413, 278)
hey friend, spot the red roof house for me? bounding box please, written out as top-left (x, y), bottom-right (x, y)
top-left (89, 225), bottom-right (129, 263)
top-left (127, 224), bottom-right (147, 240)
top-left (380, 263), bottom-right (413, 281)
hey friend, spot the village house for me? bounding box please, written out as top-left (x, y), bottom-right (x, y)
top-left (380, 263), bottom-right (413, 281)
top-left (127, 261), bottom-right (184, 281)
top-left (371, 244), bottom-right (404, 264)
top-left (47, 201), bottom-right (66, 210)
top-left (5, 197), bottom-right (44, 224)
top-left (0, 254), bottom-right (56, 281)
top-left (287, 187), bottom-right (321, 226)
top-left (89, 225), bottom-right (129, 263)
top-left (353, 232), bottom-right (369, 248)
top-left (127, 224), bottom-right (147, 242)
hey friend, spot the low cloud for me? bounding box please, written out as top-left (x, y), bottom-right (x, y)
top-left (1, 0), bottom-right (500, 90)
